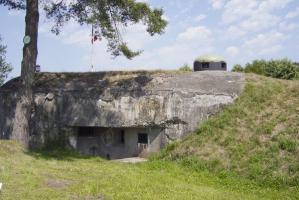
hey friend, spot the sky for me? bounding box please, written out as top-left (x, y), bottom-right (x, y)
top-left (0, 0), bottom-right (299, 79)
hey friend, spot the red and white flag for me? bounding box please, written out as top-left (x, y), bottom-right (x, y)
top-left (91, 24), bottom-right (102, 44)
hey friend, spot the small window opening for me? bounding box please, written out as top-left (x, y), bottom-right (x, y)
top-left (202, 62), bottom-right (209, 68)
top-left (221, 62), bottom-right (226, 68)
top-left (138, 133), bottom-right (148, 144)
top-left (120, 130), bottom-right (125, 144)
top-left (78, 127), bottom-right (95, 137)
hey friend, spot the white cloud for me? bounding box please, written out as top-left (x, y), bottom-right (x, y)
top-left (239, 13), bottom-right (280, 32)
top-left (39, 20), bottom-right (91, 45)
top-left (226, 46), bottom-right (239, 57)
top-left (122, 23), bottom-right (160, 49)
top-left (210, 0), bottom-right (227, 9)
top-left (243, 32), bottom-right (286, 55)
top-left (258, 0), bottom-right (293, 12)
top-left (91, 25), bottom-right (215, 71)
top-left (195, 14), bottom-right (206, 22)
top-left (220, 0), bottom-right (294, 39)
top-left (279, 21), bottom-right (298, 32)
top-left (226, 26), bottom-right (246, 38)
top-left (222, 0), bottom-right (259, 24)
top-left (162, 14), bottom-right (170, 22)
top-left (147, 25), bottom-right (214, 68)
top-left (286, 7), bottom-right (299, 19)
top-left (177, 26), bottom-right (211, 42)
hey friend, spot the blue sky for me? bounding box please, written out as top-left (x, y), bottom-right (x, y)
top-left (1, 0), bottom-right (299, 79)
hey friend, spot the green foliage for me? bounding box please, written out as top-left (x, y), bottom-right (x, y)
top-left (244, 59), bottom-right (268, 75)
top-left (42, 0), bottom-right (167, 59)
top-left (178, 63), bottom-right (192, 71)
top-left (264, 58), bottom-right (298, 80)
top-left (118, 43), bottom-right (142, 60)
top-left (242, 58), bottom-right (299, 80)
top-left (0, 0), bottom-right (25, 10)
top-left (232, 64), bottom-right (244, 72)
top-left (0, 36), bottom-right (12, 85)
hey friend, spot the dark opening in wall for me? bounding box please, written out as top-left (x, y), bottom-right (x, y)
top-left (138, 133), bottom-right (148, 144)
top-left (120, 130), bottom-right (125, 144)
top-left (221, 62), bottom-right (227, 69)
top-left (202, 62), bottom-right (209, 68)
top-left (78, 127), bottom-right (95, 137)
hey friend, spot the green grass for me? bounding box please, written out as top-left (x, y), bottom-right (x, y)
top-left (0, 140), bottom-right (298, 200)
top-left (162, 74), bottom-right (299, 188)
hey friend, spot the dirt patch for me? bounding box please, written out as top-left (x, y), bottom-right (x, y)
top-left (46, 179), bottom-right (71, 189)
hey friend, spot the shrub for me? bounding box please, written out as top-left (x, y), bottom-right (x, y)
top-left (264, 58), bottom-right (298, 80)
top-left (243, 58), bottom-right (299, 80)
top-left (179, 64), bottom-right (192, 72)
top-left (232, 64), bottom-right (244, 72)
top-left (244, 60), bottom-right (267, 75)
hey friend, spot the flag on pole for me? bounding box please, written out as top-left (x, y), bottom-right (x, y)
top-left (91, 24), bottom-right (102, 44)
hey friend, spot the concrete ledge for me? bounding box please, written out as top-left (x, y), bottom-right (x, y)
top-left (113, 157), bottom-right (148, 163)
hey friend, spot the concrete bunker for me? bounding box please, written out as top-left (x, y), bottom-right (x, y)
top-left (194, 55), bottom-right (227, 71)
top-left (71, 126), bottom-right (164, 159)
top-left (0, 71), bottom-right (245, 160)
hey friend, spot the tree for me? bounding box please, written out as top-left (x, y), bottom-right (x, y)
top-left (0, 36), bottom-right (12, 85)
top-left (178, 63), bottom-right (192, 72)
top-left (0, 0), bottom-right (167, 147)
top-left (231, 64), bottom-right (244, 72)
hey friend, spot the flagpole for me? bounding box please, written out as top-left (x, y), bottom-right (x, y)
top-left (90, 25), bottom-right (94, 72)
top-left (91, 42), bottom-right (94, 72)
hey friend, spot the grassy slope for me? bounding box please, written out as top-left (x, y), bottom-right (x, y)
top-left (1, 74), bottom-right (299, 199)
top-left (163, 74), bottom-right (299, 188)
top-left (0, 140), bottom-right (297, 200)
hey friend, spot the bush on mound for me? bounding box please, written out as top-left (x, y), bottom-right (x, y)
top-left (233, 58), bottom-right (299, 80)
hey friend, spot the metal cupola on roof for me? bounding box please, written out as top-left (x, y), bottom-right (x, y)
top-left (193, 55), bottom-right (227, 71)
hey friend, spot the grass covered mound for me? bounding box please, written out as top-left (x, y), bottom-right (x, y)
top-left (0, 140), bottom-right (298, 199)
top-left (161, 74), bottom-right (299, 187)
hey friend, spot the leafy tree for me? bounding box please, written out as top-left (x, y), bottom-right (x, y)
top-left (178, 63), bottom-right (192, 72)
top-left (244, 59), bottom-right (267, 75)
top-left (0, 36), bottom-right (12, 85)
top-left (0, 0), bottom-right (167, 147)
top-left (231, 64), bottom-right (244, 72)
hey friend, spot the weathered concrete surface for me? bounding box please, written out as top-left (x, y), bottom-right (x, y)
top-left (0, 71), bottom-right (245, 149)
top-left (114, 157), bottom-right (148, 163)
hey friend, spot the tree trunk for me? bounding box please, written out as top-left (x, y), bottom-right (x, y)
top-left (12, 0), bottom-right (39, 148)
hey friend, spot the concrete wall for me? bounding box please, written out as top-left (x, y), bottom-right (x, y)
top-left (73, 127), bottom-right (164, 159)
top-left (0, 71), bottom-right (244, 152)
top-left (0, 92), bottom-right (18, 139)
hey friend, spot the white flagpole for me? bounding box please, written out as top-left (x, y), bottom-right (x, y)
top-left (90, 25), bottom-right (95, 72)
